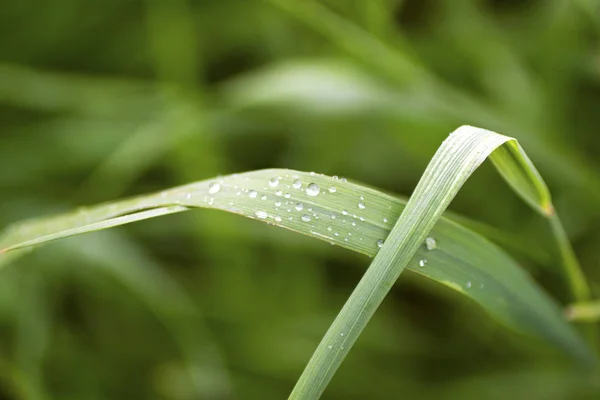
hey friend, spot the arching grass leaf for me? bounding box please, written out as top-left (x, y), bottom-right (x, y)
top-left (0, 128), bottom-right (590, 386)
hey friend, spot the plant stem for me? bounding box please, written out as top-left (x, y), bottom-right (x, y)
top-left (549, 214), bottom-right (591, 303)
top-left (549, 213), bottom-right (596, 352)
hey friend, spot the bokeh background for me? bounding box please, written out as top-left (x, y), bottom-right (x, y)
top-left (1, 0), bottom-right (600, 399)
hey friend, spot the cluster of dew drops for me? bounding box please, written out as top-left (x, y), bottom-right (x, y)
top-left (201, 173), bottom-right (478, 291)
top-left (206, 173), bottom-right (382, 247)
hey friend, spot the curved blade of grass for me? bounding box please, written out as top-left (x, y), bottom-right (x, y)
top-left (0, 127), bottom-right (592, 392)
top-left (290, 125), bottom-right (592, 399)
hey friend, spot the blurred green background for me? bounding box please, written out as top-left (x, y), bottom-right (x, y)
top-left (1, 0), bottom-right (600, 399)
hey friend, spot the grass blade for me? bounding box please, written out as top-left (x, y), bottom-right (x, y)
top-left (289, 125), bottom-right (592, 398)
top-left (0, 126), bottom-right (592, 397)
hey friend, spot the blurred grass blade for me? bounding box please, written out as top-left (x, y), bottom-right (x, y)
top-left (290, 125), bottom-right (592, 399)
top-left (0, 126), bottom-right (593, 395)
top-left (567, 300), bottom-right (600, 322)
top-left (263, 0), bottom-right (600, 206)
top-left (64, 233), bottom-right (233, 398)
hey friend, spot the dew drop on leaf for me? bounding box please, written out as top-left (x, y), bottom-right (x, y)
top-left (419, 259), bottom-right (428, 267)
top-left (295, 203), bottom-right (304, 211)
top-left (306, 183), bottom-right (320, 196)
top-left (292, 180), bottom-right (302, 189)
top-left (255, 210), bottom-right (268, 219)
top-left (208, 182), bottom-right (221, 194)
top-left (249, 190), bottom-right (258, 199)
top-left (269, 177), bottom-right (280, 188)
top-left (425, 237), bottom-right (438, 251)
top-left (376, 239), bottom-right (384, 248)
top-left (301, 215), bottom-right (311, 222)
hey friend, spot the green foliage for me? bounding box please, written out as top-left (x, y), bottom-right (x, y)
top-left (1, 0), bottom-right (600, 399)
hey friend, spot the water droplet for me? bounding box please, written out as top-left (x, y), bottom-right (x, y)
top-left (340, 177), bottom-right (347, 183)
top-left (249, 190), bottom-right (258, 199)
top-left (340, 333), bottom-right (345, 337)
top-left (275, 190), bottom-right (283, 196)
top-left (466, 281), bottom-right (472, 289)
top-left (269, 177), bottom-right (280, 187)
top-left (261, 195), bottom-right (267, 200)
top-left (342, 210), bottom-right (348, 216)
top-left (275, 201), bottom-right (282, 207)
top-left (419, 259), bottom-right (428, 267)
top-left (327, 226), bottom-right (332, 232)
top-left (331, 214), bottom-right (336, 219)
top-left (425, 237), bottom-right (438, 251)
top-left (327, 345), bottom-right (333, 350)
top-left (332, 175), bottom-right (339, 180)
top-left (377, 239), bottom-right (384, 248)
top-left (383, 217), bottom-right (389, 223)
top-left (301, 215), bottom-right (311, 222)
top-left (255, 210), bottom-right (268, 219)
top-left (334, 232), bottom-right (339, 236)
top-left (292, 180), bottom-right (302, 189)
top-left (295, 203), bottom-right (304, 211)
top-left (185, 193), bottom-right (192, 199)
top-left (329, 186), bottom-right (337, 193)
top-left (358, 202), bottom-right (366, 210)
top-left (351, 221), bottom-right (356, 226)
top-left (208, 182), bottom-right (221, 194)
top-left (275, 216), bottom-right (282, 222)
top-left (284, 193), bottom-right (291, 198)
top-left (306, 183), bottom-right (320, 196)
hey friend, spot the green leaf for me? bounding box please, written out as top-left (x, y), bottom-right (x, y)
top-left (290, 126), bottom-right (592, 399)
top-left (0, 127), bottom-right (590, 385)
